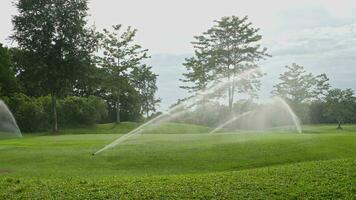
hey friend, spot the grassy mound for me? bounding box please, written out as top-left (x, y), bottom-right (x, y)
top-left (139, 122), bottom-right (212, 134)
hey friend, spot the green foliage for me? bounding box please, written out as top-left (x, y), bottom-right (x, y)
top-left (58, 96), bottom-right (108, 126)
top-left (5, 94), bottom-right (107, 132)
top-left (272, 64), bottom-right (332, 123)
top-left (314, 73), bottom-right (331, 100)
top-left (309, 101), bottom-right (330, 123)
top-left (3, 94), bottom-right (50, 132)
top-left (12, 0), bottom-right (97, 95)
top-left (0, 44), bottom-right (18, 97)
top-left (273, 63), bottom-right (319, 103)
top-left (180, 52), bottom-right (215, 93)
top-left (114, 84), bottom-right (141, 122)
top-left (181, 15), bottom-right (269, 111)
top-left (98, 24), bottom-right (150, 123)
top-left (131, 65), bottom-right (160, 118)
top-left (324, 88), bottom-right (356, 128)
top-left (12, 0), bottom-right (98, 131)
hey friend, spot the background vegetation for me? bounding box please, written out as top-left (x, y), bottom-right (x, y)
top-left (0, 0), bottom-right (355, 132)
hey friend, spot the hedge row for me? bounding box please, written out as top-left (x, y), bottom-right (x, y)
top-left (3, 93), bottom-right (108, 132)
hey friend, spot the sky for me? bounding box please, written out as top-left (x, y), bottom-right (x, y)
top-left (1, 0), bottom-right (356, 110)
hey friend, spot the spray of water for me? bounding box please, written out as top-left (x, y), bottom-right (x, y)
top-left (273, 97), bottom-right (302, 134)
top-left (94, 68), bottom-right (259, 155)
top-left (0, 100), bottom-right (22, 138)
top-left (208, 96), bottom-right (302, 134)
top-left (209, 111), bottom-right (255, 134)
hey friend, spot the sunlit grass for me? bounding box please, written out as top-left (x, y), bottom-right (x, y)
top-left (0, 123), bottom-right (355, 198)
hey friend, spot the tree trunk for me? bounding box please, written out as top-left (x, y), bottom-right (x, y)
top-left (230, 77), bottom-right (235, 113)
top-left (227, 74), bottom-right (233, 113)
top-left (228, 76), bottom-right (235, 114)
top-left (116, 96), bottom-right (120, 124)
top-left (337, 121), bottom-right (342, 129)
top-left (116, 57), bottom-right (121, 124)
top-left (51, 92), bottom-right (58, 132)
top-left (228, 86), bottom-right (232, 112)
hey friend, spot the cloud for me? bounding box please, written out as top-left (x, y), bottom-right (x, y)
top-left (269, 23), bottom-right (356, 57)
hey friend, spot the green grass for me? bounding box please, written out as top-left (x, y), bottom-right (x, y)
top-left (0, 159), bottom-right (354, 199)
top-left (0, 123), bottom-right (355, 199)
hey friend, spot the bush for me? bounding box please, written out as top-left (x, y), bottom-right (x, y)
top-left (4, 93), bottom-right (108, 132)
top-left (4, 93), bottom-right (50, 132)
top-left (58, 96), bottom-right (108, 126)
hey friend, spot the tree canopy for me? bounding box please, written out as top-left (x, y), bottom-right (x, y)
top-left (11, 0), bottom-right (98, 131)
top-left (181, 16), bottom-right (269, 112)
top-left (324, 88), bottom-right (356, 129)
top-left (272, 63), bottom-right (330, 104)
top-left (0, 44), bottom-right (18, 97)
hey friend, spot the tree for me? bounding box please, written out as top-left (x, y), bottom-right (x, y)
top-left (313, 73), bottom-right (331, 101)
top-left (180, 51), bottom-right (215, 93)
top-left (272, 64), bottom-right (332, 101)
top-left (131, 64), bottom-right (161, 119)
top-left (272, 63), bottom-right (317, 104)
top-left (99, 25), bottom-right (148, 123)
top-left (0, 44), bottom-right (18, 97)
top-left (181, 16), bottom-right (269, 112)
top-left (12, 0), bottom-right (98, 132)
top-left (324, 88), bottom-right (356, 129)
top-left (272, 64), bottom-right (332, 123)
top-left (72, 65), bottom-right (106, 97)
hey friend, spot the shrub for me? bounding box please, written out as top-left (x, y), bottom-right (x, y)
top-left (4, 93), bottom-right (108, 132)
top-left (4, 93), bottom-right (49, 132)
top-left (58, 96), bottom-right (108, 126)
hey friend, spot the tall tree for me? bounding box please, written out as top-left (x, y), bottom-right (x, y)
top-left (99, 25), bottom-right (148, 123)
top-left (181, 16), bottom-right (269, 112)
top-left (272, 63), bottom-right (316, 104)
top-left (324, 88), bottom-right (356, 129)
top-left (0, 44), bottom-right (18, 97)
top-left (272, 63), bottom-right (330, 104)
top-left (12, 0), bottom-right (98, 132)
top-left (272, 64), bottom-right (332, 123)
top-left (131, 64), bottom-right (160, 118)
top-left (313, 73), bottom-right (331, 100)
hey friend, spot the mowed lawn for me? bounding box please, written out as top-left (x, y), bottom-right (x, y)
top-left (0, 123), bottom-right (355, 199)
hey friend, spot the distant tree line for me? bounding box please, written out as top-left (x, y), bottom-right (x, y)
top-left (0, 0), bottom-right (160, 132)
top-left (272, 64), bottom-right (356, 129)
top-left (180, 16), bottom-right (356, 129)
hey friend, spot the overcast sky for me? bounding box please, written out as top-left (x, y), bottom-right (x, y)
top-left (1, 0), bottom-right (356, 110)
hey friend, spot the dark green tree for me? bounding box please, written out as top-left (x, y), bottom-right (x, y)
top-left (72, 65), bottom-right (105, 97)
top-left (12, 0), bottom-right (98, 132)
top-left (272, 64), bottom-right (331, 123)
top-left (131, 64), bottom-right (160, 119)
top-left (180, 51), bottom-right (215, 93)
top-left (181, 16), bottom-right (269, 112)
top-left (272, 63), bottom-right (316, 104)
top-left (272, 64), bottom-right (331, 102)
top-left (0, 44), bottom-right (18, 97)
top-left (313, 73), bottom-right (331, 100)
top-left (324, 88), bottom-right (356, 129)
top-left (99, 25), bottom-right (148, 123)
